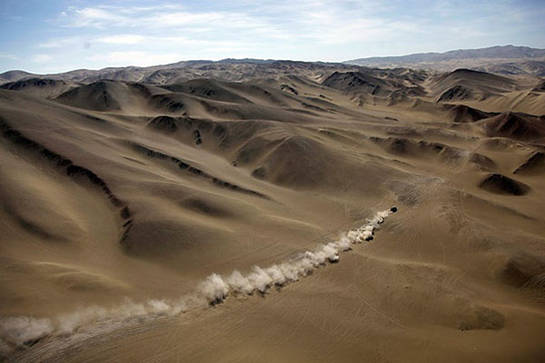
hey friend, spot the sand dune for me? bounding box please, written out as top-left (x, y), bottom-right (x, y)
top-left (429, 71), bottom-right (521, 110)
top-left (0, 62), bottom-right (544, 362)
top-left (481, 112), bottom-right (545, 140)
top-left (478, 173), bottom-right (530, 195)
top-left (514, 151), bottom-right (545, 175)
top-left (442, 104), bottom-right (497, 122)
top-left (0, 78), bottom-right (77, 99)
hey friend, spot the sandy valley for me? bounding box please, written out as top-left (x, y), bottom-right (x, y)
top-left (0, 58), bottom-right (545, 362)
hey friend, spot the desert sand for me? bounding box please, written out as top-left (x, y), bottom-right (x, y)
top-left (0, 62), bottom-right (544, 362)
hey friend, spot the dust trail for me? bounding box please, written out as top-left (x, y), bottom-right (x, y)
top-left (0, 207), bottom-right (397, 356)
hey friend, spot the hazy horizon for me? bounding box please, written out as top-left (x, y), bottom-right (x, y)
top-left (1, 0), bottom-right (545, 74)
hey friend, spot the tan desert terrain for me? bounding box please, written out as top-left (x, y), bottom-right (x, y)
top-left (0, 62), bottom-right (545, 362)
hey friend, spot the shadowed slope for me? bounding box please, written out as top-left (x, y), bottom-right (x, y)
top-left (0, 78), bottom-right (76, 98)
top-left (478, 173), bottom-right (530, 195)
top-left (481, 112), bottom-right (545, 140)
top-left (513, 151), bottom-right (545, 175)
top-left (431, 69), bottom-right (518, 103)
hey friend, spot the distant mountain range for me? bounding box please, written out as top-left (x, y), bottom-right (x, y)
top-left (0, 60), bottom-right (355, 86)
top-left (344, 45), bottom-right (545, 76)
top-left (1, 45), bottom-right (545, 86)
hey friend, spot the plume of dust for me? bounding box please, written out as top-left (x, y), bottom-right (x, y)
top-left (0, 297), bottom-right (199, 352)
top-left (0, 207), bottom-right (396, 353)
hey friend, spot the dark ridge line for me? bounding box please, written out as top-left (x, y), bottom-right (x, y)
top-left (129, 142), bottom-right (268, 199)
top-left (0, 78), bottom-right (67, 90)
top-left (0, 117), bottom-right (133, 241)
top-left (149, 94), bottom-right (185, 112)
top-left (146, 115), bottom-right (229, 146)
top-left (368, 135), bottom-right (496, 169)
top-left (513, 151), bottom-right (545, 175)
